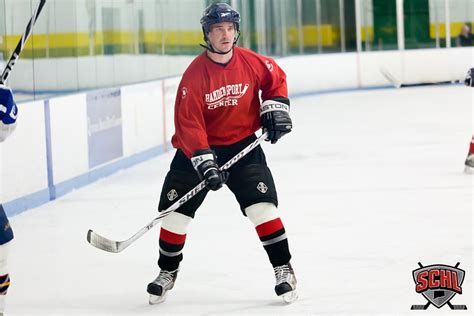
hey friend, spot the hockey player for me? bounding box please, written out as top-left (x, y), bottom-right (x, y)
top-left (0, 85), bottom-right (18, 315)
top-left (147, 2), bottom-right (297, 305)
top-left (464, 68), bottom-right (474, 173)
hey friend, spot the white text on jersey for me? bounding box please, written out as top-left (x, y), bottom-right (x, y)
top-left (205, 83), bottom-right (249, 110)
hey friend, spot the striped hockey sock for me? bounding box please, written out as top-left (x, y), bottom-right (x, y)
top-left (0, 274), bottom-right (9, 295)
top-left (255, 218), bottom-right (291, 267)
top-left (157, 212), bottom-right (191, 271)
top-left (245, 203), bottom-right (291, 267)
top-left (158, 228), bottom-right (186, 271)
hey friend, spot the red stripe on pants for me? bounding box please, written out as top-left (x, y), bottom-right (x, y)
top-left (255, 218), bottom-right (283, 238)
top-left (160, 227), bottom-right (187, 245)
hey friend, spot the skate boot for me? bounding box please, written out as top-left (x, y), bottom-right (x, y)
top-left (147, 268), bottom-right (178, 304)
top-left (465, 154), bottom-right (474, 174)
top-left (274, 262), bottom-right (298, 304)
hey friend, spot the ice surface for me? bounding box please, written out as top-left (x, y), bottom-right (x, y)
top-left (8, 85), bottom-right (473, 315)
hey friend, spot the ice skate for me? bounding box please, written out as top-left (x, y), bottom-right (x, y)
top-left (464, 154), bottom-right (474, 174)
top-left (147, 268), bottom-right (178, 304)
top-left (274, 263), bottom-right (298, 304)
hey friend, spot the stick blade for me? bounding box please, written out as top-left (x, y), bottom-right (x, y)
top-left (87, 229), bottom-right (121, 253)
top-left (380, 67), bottom-right (402, 88)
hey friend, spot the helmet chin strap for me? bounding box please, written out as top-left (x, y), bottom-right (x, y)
top-left (200, 43), bottom-right (233, 55)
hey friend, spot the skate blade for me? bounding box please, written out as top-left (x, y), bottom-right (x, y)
top-left (149, 291), bottom-right (168, 305)
top-left (281, 290), bottom-right (298, 304)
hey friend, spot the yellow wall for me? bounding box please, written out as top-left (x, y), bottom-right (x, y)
top-left (2, 20), bottom-right (473, 58)
top-left (430, 21), bottom-right (474, 38)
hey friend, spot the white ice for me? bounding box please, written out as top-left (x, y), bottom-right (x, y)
top-left (8, 85), bottom-right (473, 315)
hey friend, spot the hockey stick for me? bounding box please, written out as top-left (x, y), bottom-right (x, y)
top-left (0, 0), bottom-right (47, 84)
top-left (380, 67), bottom-right (402, 88)
top-left (380, 67), bottom-right (456, 89)
top-left (87, 132), bottom-right (268, 253)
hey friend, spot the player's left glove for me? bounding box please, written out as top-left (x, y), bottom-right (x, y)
top-left (260, 97), bottom-right (292, 144)
top-left (0, 85), bottom-right (18, 124)
top-left (465, 68), bottom-right (474, 87)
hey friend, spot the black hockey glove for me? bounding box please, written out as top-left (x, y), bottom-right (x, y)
top-left (260, 97), bottom-right (292, 144)
top-left (191, 149), bottom-right (229, 191)
top-left (465, 68), bottom-right (474, 87)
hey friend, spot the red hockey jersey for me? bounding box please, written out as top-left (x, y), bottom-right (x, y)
top-left (171, 46), bottom-right (288, 158)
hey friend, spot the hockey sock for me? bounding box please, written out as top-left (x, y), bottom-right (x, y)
top-left (245, 203), bottom-right (291, 267)
top-left (0, 274), bottom-right (9, 296)
top-left (158, 212), bottom-right (192, 271)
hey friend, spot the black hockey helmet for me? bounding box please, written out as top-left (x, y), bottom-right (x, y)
top-left (200, 3), bottom-right (241, 44)
top-left (200, 3), bottom-right (240, 33)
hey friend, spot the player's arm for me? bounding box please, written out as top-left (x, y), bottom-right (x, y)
top-left (174, 83), bottom-right (228, 191)
top-left (259, 58), bottom-right (292, 144)
top-left (0, 85), bottom-right (18, 142)
top-left (465, 68), bottom-right (474, 87)
top-left (173, 80), bottom-right (209, 156)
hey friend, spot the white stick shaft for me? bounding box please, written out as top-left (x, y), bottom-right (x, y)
top-left (87, 132), bottom-right (268, 253)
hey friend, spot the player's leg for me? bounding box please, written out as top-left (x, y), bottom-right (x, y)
top-left (147, 150), bottom-right (209, 304)
top-left (224, 140), bottom-right (297, 303)
top-left (464, 136), bottom-right (474, 173)
top-left (244, 202), bottom-right (297, 303)
top-left (0, 205), bottom-right (13, 314)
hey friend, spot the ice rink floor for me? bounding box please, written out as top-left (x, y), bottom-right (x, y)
top-left (8, 85), bottom-right (473, 315)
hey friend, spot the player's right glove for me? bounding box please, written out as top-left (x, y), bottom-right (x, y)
top-left (191, 149), bottom-right (229, 191)
top-left (0, 85), bottom-right (17, 124)
top-left (465, 68), bottom-right (474, 87)
top-left (260, 97), bottom-right (292, 144)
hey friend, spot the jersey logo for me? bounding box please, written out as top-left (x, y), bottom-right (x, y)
top-left (205, 83), bottom-right (249, 110)
top-left (265, 60), bottom-right (274, 72)
top-left (181, 87), bottom-right (188, 98)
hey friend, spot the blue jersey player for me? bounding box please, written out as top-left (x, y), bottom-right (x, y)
top-left (0, 84), bottom-right (18, 315)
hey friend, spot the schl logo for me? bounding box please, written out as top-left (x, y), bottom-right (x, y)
top-left (411, 262), bottom-right (467, 310)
